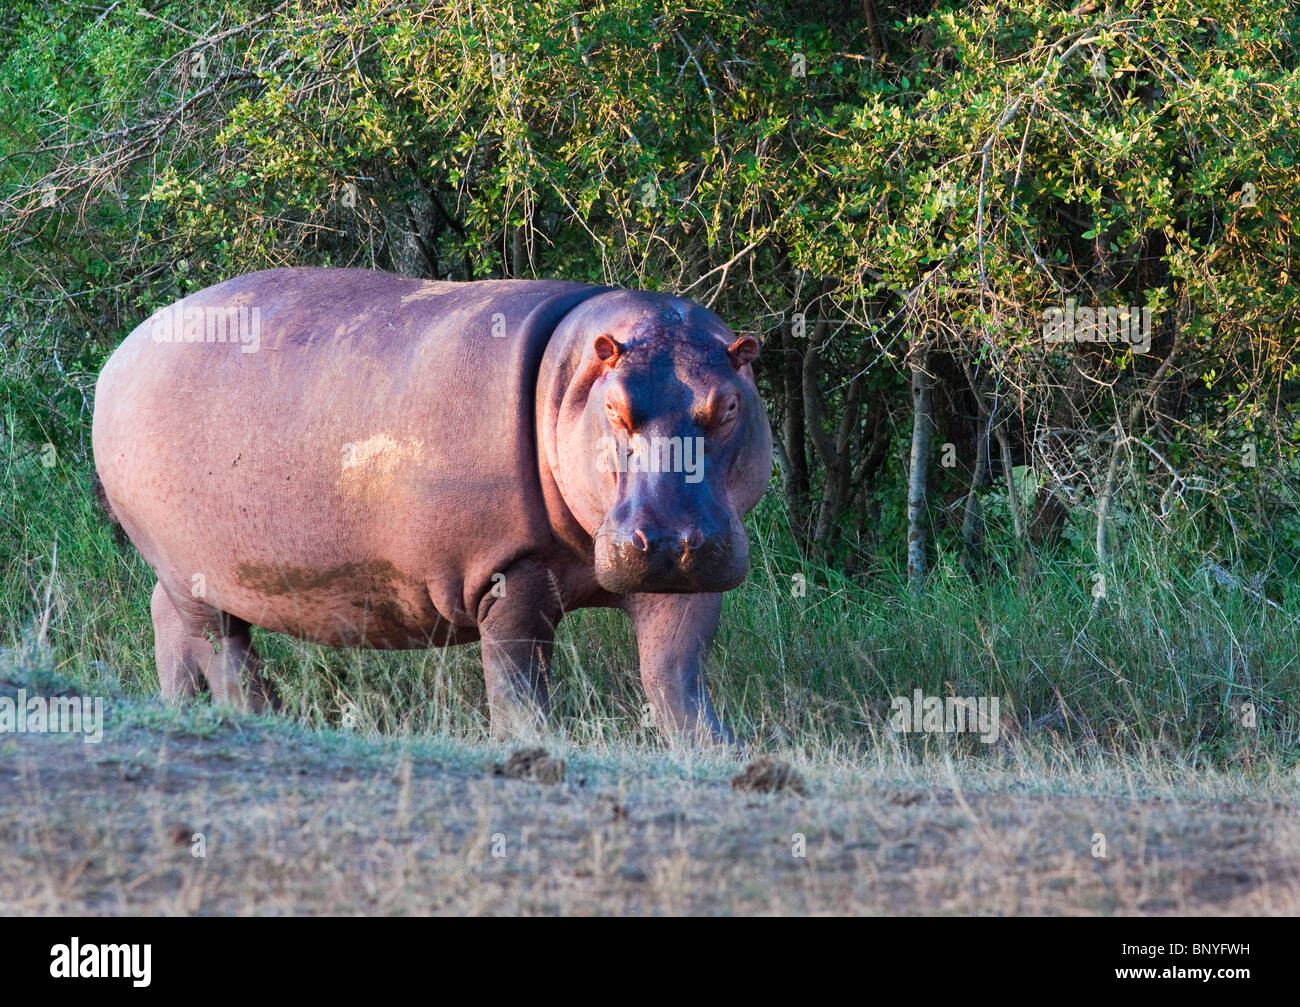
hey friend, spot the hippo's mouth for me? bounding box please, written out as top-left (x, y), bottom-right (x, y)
top-left (593, 528), bottom-right (749, 595)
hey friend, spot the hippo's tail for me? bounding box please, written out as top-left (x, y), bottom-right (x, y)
top-left (91, 470), bottom-right (130, 548)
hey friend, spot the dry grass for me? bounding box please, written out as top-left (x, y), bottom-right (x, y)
top-left (2, 674), bottom-right (1297, 916)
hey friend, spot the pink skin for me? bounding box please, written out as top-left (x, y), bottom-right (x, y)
top-left (93, 268), bottom-right (772, 744)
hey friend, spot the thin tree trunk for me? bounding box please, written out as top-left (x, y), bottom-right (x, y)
top-left (772, 433), bottom-right (798, 521)
top-left (907, 350), bottom-right (933, 588)
top-left (958, 359), bottom-right (989, 573)
top-left (802, 310), bottom-right (839, 548)
top-left (781, 317), bottom-right (809, 535)
top-left (993, 426), bottom-right (1024, 544)
top-left (511, 225), bottom-right (526, 278)
top-left (861, 0), bottom-right (885, 57)
top-left (959, 360), bottom-right (1025, 555)
top-left (1095, 418), bottom-right (1124, 566)
top-left (961, 410), bottom-right (988, 573)
top-left (814, 317), bottom-right (873, 551)
top-left (852, 399), bottom-right (890, 545)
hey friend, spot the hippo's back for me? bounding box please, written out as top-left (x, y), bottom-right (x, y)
top-left (93, 267), bottom-right (603, 645)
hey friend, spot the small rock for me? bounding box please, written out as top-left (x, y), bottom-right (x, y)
top-left (730, 757), bottom-right (807, 796)
top-left (493, 747), bottom-right (565, 785)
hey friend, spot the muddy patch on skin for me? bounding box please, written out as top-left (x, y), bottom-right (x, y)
top-left (235, 559), bottom-right (418, 597)
top-left (348, 596), bottom-right (422, 640)
top-left (232, 560), bottom-right (437, 646)
top-left (731, 757), bottom-right (807, 796)
top-left (236, 560), bottom-right (374, 595)
top-left (493, 748), bottom-right (566, 785)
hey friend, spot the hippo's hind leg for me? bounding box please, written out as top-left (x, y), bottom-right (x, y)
top-left (151, 582), bottom-right (203, 702)
top-left (150, 581), bottom-right (279, 712)
top-left (475, 559), bottom-right (563, 740)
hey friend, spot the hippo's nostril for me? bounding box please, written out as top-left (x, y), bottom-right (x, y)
top-left (632, 529), bottom-right (650, 552)
top-left (684, 529), bottom-right (705, 552)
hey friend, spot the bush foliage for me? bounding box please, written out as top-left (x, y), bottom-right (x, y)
top-left (1, 1), bottom-right (1298, 757)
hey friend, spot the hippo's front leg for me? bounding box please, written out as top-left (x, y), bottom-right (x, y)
top-left (623, 592), bottom-right (736, 747)
top-left (476, 560), bottom-right (563, 740)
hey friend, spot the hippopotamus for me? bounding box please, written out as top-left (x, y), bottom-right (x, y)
top-left (92, 268), bottom-right (772, 744)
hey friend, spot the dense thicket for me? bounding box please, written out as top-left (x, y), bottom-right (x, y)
top-left (3, 0), bottom-right (1298, 590)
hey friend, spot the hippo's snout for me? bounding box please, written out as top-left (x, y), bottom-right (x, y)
top-left (595, 518), bottom-right (748, 594)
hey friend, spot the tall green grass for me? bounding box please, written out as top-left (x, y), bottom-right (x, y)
top-left (3, 446), bottom-right (1297, 770)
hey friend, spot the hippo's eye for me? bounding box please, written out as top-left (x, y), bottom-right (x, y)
top-left (606, 399), bottom-right (630, 430)
top-left (701, 393), bottom-right (740, 431)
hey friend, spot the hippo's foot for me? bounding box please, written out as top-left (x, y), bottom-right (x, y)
top-left (487, 701), bottom-right (552, 744)
top-left (661, 710), bottom-right (742, 752)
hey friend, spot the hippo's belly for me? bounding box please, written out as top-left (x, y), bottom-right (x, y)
top-left (224, 557), bottom-right (478, 649)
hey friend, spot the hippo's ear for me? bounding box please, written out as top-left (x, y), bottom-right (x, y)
top-left (593, 333), bottom-right (622, 367)
top-left (727, 335), bottom-right (760, 370)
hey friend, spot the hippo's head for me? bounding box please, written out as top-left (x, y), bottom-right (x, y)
top-left (541, 290), bottom-right (773, 595)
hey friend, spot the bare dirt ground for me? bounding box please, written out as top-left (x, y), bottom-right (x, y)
top-left (2, 683), bottom-right (1298, 915)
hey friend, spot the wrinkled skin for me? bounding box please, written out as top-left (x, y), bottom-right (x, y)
top-left (93, 267), bottom-right (772, 745)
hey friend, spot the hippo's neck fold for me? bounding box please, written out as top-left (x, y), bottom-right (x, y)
top-left (535, 294), bottom-right (616, 560)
